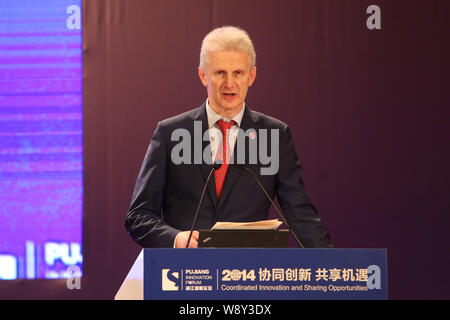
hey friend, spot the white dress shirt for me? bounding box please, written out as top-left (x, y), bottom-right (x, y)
top-left (205, 98), bottom-right (245, 163)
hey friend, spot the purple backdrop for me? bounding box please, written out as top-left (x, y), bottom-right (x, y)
top-left (0, 0), bottom-right (83, 284)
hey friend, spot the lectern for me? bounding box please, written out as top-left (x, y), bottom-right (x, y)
top-left (115, 248), bottom-right (387, 300)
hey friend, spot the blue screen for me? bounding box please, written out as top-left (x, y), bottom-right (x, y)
top-left (0, 0), bottom-right (82, 279)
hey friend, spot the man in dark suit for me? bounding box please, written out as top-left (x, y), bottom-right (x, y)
top-left (125, 26), bottom-right (332, 248)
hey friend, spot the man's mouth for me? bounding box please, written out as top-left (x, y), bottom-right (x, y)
top-left (223, 93), bottom-right (237, 100)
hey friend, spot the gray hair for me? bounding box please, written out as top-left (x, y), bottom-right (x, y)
top-left (199, 26), bottom-right (256, 71)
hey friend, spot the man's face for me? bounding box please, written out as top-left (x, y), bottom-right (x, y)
top-left (198, 51), bottom-right (256, 117)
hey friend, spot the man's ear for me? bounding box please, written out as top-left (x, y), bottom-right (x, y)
top-left (198, 67), bottom-right (209, 87)
top-left (248, 66), bottom-right (257, 87)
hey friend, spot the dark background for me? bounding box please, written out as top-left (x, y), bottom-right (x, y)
top-left (2, 0), bottom-right (449, 299)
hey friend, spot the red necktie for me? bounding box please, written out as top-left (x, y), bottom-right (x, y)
top-left (214, 120), bottom-right (234, 200)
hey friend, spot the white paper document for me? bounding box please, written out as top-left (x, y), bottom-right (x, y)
top-left (211, 219), bottom-right (283, 230)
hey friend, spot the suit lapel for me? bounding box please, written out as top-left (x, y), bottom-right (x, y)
top-left (196, 103), bottom-right (218, 207)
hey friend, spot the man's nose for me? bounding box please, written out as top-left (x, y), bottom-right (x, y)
top-left (224, 75), bottom-right (233, 88)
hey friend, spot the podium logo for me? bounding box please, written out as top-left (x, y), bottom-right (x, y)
top-left (162, 269), bottom-right (180, 291)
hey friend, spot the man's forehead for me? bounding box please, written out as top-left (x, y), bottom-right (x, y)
top-left (208, 50), bottom-right (250, 68)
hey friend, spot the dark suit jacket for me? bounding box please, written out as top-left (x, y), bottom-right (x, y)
top-left (124, 103), bottom-right (332, 248)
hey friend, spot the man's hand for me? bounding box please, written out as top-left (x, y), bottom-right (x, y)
top-left (175, 230), bottom-right (199, 248)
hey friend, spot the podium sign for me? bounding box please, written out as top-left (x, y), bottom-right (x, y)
top-left (144, 248), bottom-right (387, 300)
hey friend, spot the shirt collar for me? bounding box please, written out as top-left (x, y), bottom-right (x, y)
top-left (205, 98), bottom-right (245, 129)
